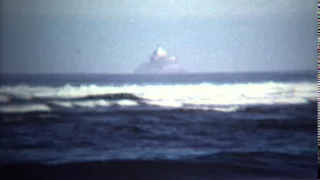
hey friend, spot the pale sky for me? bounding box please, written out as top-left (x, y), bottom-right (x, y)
top-left (0, 0), bottom-right (318, 74)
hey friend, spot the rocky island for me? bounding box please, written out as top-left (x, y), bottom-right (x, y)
top-left (134, 45), bottom-right (186, 74)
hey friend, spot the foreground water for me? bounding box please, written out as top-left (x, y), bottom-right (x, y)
top-left (0, 72), bottom-right (317, 179)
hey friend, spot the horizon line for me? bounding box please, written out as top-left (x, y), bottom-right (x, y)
top-left (0, 69), bottom-right (317, 76)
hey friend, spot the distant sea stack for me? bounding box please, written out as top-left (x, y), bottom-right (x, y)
top-left (134, 45), bottom-right (187, 74)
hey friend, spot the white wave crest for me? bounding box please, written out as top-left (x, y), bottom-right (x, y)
top-left (0, 81), bottom-right (316, 113)
top-left (0, 104), bottom-right (51, 113)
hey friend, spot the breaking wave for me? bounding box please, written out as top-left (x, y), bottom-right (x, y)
top-left (0, 81), bottom-right (316, 114)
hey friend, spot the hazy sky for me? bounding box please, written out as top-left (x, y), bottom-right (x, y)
top-left (0, 0), bottom-right (318, 74)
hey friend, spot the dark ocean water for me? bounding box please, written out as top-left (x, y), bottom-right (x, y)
top-left (0, 72), bottom-right (318, 180)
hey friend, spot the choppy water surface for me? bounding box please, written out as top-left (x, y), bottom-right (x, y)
top-left (0, 72), bottom-right (317, 179)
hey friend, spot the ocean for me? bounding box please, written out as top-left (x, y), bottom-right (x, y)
top-left (0, 72), bottom-right (317, 180)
